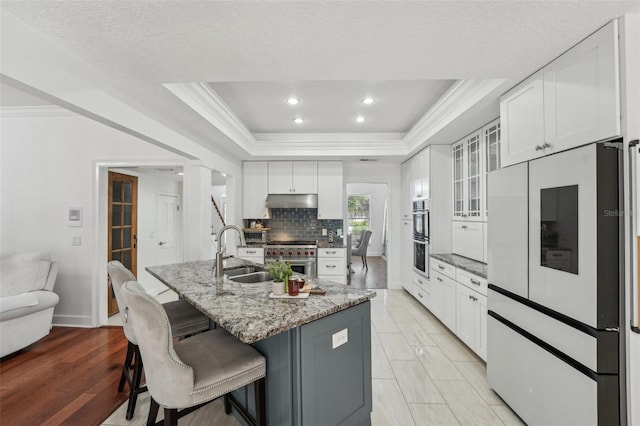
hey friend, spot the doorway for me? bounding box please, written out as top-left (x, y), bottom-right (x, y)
top-left (107, 171), bottom-right (138, 316)
top-left (346, 183), bottom-right (389, 289)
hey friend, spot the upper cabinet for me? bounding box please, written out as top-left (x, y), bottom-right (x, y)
top-left (501, 20), bottom-right (620, 167)
top-left (268, 161), bottom-right (318, 194)
top-left (317, 161), bottom-right (344, 219)
top-left (411, 149), bottom-right (430, 201)
top-left (243, 162), bottom-right (270, 219)
top-left (483, 118), bottom-right (501, 219)
top-left (452, 130), bottom-right (484, 222)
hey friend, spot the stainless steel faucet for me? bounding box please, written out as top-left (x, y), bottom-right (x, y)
top-left (214, 225), bottom-right (246, 277)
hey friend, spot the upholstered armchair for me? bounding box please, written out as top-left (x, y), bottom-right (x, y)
top-left (0, 252), bottom-right (59, 358)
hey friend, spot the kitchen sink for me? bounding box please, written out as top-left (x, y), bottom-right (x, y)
top-left (224, 265), bottom-right (264, 277)
top-left (229, 271), bottom-right (272, 283)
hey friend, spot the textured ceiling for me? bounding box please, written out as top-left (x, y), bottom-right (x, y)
top-left (2, 1), bottom-right (638, 160)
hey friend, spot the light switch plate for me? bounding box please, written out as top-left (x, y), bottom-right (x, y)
top-left (322, 229), bottom-right (327, 236)
top-left (332, 328), bottom-right (348, 349)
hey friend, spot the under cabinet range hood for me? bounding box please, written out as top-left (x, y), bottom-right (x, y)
top-left (265, 194), bottom-right (318, 209)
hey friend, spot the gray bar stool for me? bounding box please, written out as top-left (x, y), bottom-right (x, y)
top-left (121, 280), bottom-right (267, 426)
top-left (107, 261), bottom-right (210, 420)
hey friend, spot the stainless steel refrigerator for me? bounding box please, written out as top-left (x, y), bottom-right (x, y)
top-left (487, 141), bottom-right (626, 425)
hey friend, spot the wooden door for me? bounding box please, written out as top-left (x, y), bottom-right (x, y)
top-left (107, 172), bottom-right (138, 316)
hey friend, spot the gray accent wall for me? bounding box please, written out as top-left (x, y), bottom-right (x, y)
top-left (246, 208), bottom-right (343, 244)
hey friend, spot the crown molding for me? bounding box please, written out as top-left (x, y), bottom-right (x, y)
top-left (254, 132), bottom-right (405, 143)
top-left (0, 105), bottom-right (77, 117)
top-left (251, 138), bottom-right (405, 157)
top-left (163, 82), bottom-right (257, 152)
top-left (402, 78), bottom-right (507, 153)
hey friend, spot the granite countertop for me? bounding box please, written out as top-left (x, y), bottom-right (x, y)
top-left (146, 257), bottom-right (375, 344)
top-left (430, 253), bottom-right (487, 279)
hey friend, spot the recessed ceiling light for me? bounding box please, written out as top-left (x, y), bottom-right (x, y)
top-left (356, 116), bottom-right (366, 123)
top-left (294, 117), bottom-right (304, 124)
top-left (176, 172), bottom-right (184, 176)
top-left (361, 97), bottom-right (374, 105)
top-left (221, 172), bottom-right (227, 177)
top-left (287, 97), bottom-right (299, 105)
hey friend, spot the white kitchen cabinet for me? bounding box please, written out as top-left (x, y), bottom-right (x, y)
top-left (543, 20), bottom-right (619, 151)
top-left (317, 247), bottom-right (346, 284)
top-left (411, 149), bottom-right (430, 200)
top-left (317, 162), bottom-right (343, 219)
top-left (430, 269), bottom-right (456, 332)
top-left (243, 162), bottom-right (270, 219)
top-left (501, 21), bottom-right (620, 167)
top-left (401, 161), bottom-right (413, 221)
top-left (483, 118), bottom-right (500, 219)
top-left (500, 70), bottom-right (545, 167)
top-left (452, 221), bottom-right (484, 262)
top-left (401, 220), bottom-right (413, 293)
top-left (456, 282), bottom-right (488, 361)
top-left (412, 272), bottom-right (430, 308)
top-left (452, 131), bottom-right (484, 221)
top-left (237, 247), bottom-right (265, 265)
top-left (268, 161), bottom-right (318, 194)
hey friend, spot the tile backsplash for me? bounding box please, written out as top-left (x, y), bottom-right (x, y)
top-left (245, 208), bottom-right (343, 243)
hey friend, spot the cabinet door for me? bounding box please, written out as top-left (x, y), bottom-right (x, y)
top-left (268, 161), bottom-right (293, 193)
top-left (466, 131), bottom-right (483, 221)
top-left (456, 283), bottom-right (477, 349)
top-left (430, 270), bottom-right (445, 319)
top-left (318, 162), bottom-right (343, 219)
top-left (293, 161), bottom-right (318, 193)
top-left (243, 162), bottom-right (269, 219)
top-left (452, 141), bottom-right (465, 219)
top-left (483, 118), bottom-right (500, 220)
top-left (544, 20), bottom-right (620, 151)
top-left (477, 294), bottom-right (487, 361)
top-left (452, 221), bottom-right (467, 257)
top-left (402, 220), bottom-right (413, 292)
top-left (465, 222), bottom-right (484, 262)
top-left (500, 70), bottom-right (545, 167)
top-left (401, 162), bottom-right (412, 220)
top-left (442, 275), bottom-right (456, 332)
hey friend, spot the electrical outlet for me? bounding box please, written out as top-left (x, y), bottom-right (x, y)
top-left (72, 236), bottom-right (82, 246)
top-left (332, 328), bottom-right (349, 349)
top-left (322, 229), bottom-right (327, 236)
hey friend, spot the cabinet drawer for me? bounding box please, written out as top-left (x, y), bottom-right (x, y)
top-left (413, 283), bottom-right (429, 307)
top-left (430, 258), bottom-right (455, 279)
top-left (238, 247), bottom-right (264, 257)
top-left (318, 258), bottom-right (345, 275)
top-left (239, 255), bottom-right (264, 265)
top-left (318, 248), bottom-right (345, 258)
top-left (456, 268), bottom-right (488, 296)
top-left (413, 273), bottom-right (430, 294)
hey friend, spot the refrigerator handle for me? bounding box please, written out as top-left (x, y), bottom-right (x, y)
top-left (629, 140), bottom-right (640, 333)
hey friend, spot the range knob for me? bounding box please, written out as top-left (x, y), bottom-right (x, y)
top-left (279, 251), bottom-right (284, 256)
top-left (310, 251), bottom-right (315, 256)
top-left (305, 251), bottom-right (309, 255)
top-left (288, 251), bottom-right (293, 256)
top-left (266, 251), bottom-right (270, 256)
top-left (297, 251), bottom-right (301, 256)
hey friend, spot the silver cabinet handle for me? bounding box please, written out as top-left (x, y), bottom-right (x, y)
top-left (470, 279), bottom-right (481, 286)
top-left (461, 225), bottom-right (468, 230)
top-left (417, 292), bottom-right (424, 299)
top-left (327, 251), bottom-right (336, 254)
top-left (246, 250), bottom-right (257, 254)
top-left (438, 265), bottom-right (445, 270)
top-left (158, 241), bottom-right (167, 246)
top-left (468, 295), bottom-right (473, 300)
top-left (417, 279), bottom-right (423, 284)
top-left (326, 264), bottom-right (336, 268)
top-left (437, 277), bottom-right (443, 282)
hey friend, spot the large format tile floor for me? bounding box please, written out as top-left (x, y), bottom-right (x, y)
top-left (103, 289), bottom-right (524, 426)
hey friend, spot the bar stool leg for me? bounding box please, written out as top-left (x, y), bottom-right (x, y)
top-left (119, 341), bottom-right (135, 392)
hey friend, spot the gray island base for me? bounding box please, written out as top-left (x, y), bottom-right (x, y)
top-left (146, 258), bottom-right (374, 425)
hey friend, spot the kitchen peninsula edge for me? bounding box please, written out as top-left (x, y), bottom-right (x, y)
top-left (146, 257), bottom-right (375, 426)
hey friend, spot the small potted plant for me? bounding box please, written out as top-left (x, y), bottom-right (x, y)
top-left (266, 258), bottom-right (291, 295)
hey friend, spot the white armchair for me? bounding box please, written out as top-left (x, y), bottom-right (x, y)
top-left (0, 253), bottom-right (59, 357)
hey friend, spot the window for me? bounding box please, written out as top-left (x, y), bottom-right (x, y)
top-left (347, 194), bottom-right (371, 235)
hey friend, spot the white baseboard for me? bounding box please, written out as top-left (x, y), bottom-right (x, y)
top-left (52, 314), bottom-right (95, 328)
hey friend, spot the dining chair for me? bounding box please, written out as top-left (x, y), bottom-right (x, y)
top-left (107, 261), bottom-right (210, 420)
top-left (121, 281), bottom-right (267, 426)
top-left (350, 230), bottom-right (372, 270)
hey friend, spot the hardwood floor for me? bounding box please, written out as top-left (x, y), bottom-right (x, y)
top-left (349, 256), bottom-right (387, 289)
top-left (0, 326), bottom-right (129, 426)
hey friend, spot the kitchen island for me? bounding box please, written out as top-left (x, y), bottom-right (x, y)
top-left (147, 257), bottom-right (375, 426)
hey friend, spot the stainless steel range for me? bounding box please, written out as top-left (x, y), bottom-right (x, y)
top-left (265, 240), bottom-right (317, 277)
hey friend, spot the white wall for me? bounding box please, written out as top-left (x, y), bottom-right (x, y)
top-left (346, 183), bottom-right (387, 256)
top-left (1, 111), bottom-right (187, 326)
top-left (344, 162), bottom-right (401, 289)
